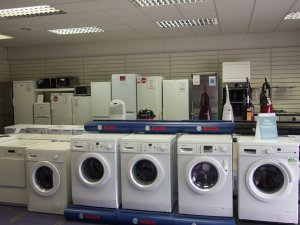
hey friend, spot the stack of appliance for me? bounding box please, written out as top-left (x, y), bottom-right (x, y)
top-left (36, 76), bottom-right (78, 89)
top-left (34, 102), bottom-right (51, 124)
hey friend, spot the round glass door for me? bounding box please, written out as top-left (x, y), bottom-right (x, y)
top-left (191, 162), bottom-right (219, 189)
top-left (77, 153), bottom-right (110, 187)
top-left (246, 159), bottom-right (293, 202)
top-left (30, 161), bottom-right (60, 197)
top-left (186, 157), bottom-right (226, 194)
top-left (128, 154), bottom-right (164, 191)
top-left (133, 159), bottom-right (157, 185)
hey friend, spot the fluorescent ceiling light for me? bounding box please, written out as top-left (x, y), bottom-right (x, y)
top-left (131, 0), bottom-right (207, 7)
top-left (0, 34), bottom-right (14, 40)
top-left (0, 5), bottom-right (65, 19)
top-left (48, 27), bottom-right (104, 35)
top-left (157, 18), bottom-right (218, 28)
top-left (284, 12), bottom-right (300, 20)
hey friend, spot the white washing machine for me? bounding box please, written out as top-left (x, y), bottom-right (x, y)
top-left (177, 134), bottom-right (233, 217)
top-left (120, 134), bottom-right (177, 212)
top-left (72, 125), bottom-right (85, 135)
top-left (238, 136), bottom-right (299, 224)
top-left (4, 124), bottom-right (29, 134)
top-left (26, 141), bottom-right (71, 214)
top-left (47, 125), bottom-right (73, 135)
top-left (71, 133), bottom-right (128, 208)
top-left (27, 134), bottom-right (74, 142)
top-left (0, 134), bottom-right (17, 143)
top-left (0, 139), bottom-right (50, 205)
top-left (24, 124), bottom-right (52, 134)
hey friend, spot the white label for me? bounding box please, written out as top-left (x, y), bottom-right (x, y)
top-left (37, 95), bottom-right (44, 103)
top-left (73, 98), bottom-right (79, 107)
top-left (63, 96), bottom-right (69, 105)
top-left (209, 76), bottom-right (216, 86)
top-left (193, 75), bottom-right (200, 85)
top-left (147, 79), bottom-right (155, 89)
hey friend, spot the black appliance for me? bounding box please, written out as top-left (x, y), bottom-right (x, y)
top-left (56, 76), bottom-right (79, 88)
top-left (36, 78), bottom-right (57, 88)
top-left (74, 85), bottom-right (91, 96)
top-left (0, 82), bottom-right (14, 133)
top-left (137, 109), bottom-right (156, 120)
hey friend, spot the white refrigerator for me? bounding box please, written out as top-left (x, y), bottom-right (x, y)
top-left (112, 74), bottom-right (138, 120)
top-left (34, 103), bottom-right (51, 125)
top-left (91, 82), bottom-right (111, 120)
top-left (137, 76), bottom-right (163, 120)
top-left (13, 80), bottom-right (36, 124)
top-left (72, 96), bottom-right (91, 125)
top-left (163, 79), bottom-right (190, 120)
top-left (51, 93), bottom-right (73, 125)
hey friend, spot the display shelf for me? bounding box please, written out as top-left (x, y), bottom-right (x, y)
top-left (35, 88), bottom-right (74, 92)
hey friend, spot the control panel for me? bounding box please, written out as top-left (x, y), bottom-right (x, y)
top-left (122, 142), bottom-right (170, 153)
top-left (90, 141), bottom-right (115, 152)
top-left (241, 145), bottom-right (298, 156)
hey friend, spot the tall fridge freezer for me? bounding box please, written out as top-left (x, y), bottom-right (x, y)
top-left (191, 73), bottom-right (219, 120)
top-left (137, 76), bottom-right (163, 120)
top-left (112, 74), bottom-right (138, 120)
top-left (91, 82), bottom-right (111, 120)
top-left (0, 82), bottom-right (13, 133)
top-left (13, 80), bottom-right (36, 124)
top-left (51, 93), bottom-right (73, 125)
top-left (163, 79), bottom-right (189, 120)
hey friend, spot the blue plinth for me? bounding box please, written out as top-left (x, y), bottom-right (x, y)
top-left (173, 214), bottom-right (236, 225)
top-left (116, 209), bottom-right (173, 225)
top-left (64, 205), bottom-right (117, 224)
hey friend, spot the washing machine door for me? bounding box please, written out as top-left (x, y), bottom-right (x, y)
top-left (128, 154), bottom-right (164, 191)
top-left (246, 158), bottom-right (294, 202)
top-left (186, 157), bottom-right (227, 194)
top-left (77, 153), bottom-right (110, 187)
top-left (30, 161), bottom-right (60, 197)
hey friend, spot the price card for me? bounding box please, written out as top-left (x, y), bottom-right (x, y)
top-left (255, 113), bottom-right (278, 139)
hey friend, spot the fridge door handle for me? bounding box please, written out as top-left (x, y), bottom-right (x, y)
top-left (12, 98), bottom-right (15, 107)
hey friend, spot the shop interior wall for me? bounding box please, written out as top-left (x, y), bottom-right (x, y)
top-left (8, 46), bottom-right (300, 114)
top-left (0, 47), bottom-right (9, 82)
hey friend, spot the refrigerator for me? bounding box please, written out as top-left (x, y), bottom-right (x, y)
top-left (0, 82), bottom-right (14, 133)
top-left (72, 96), bottom-right (91, 125)
top-left (13, 80), bottom-right (36, 124)
top-left (91, 82), bottom-right (111, 120)
top-left (137, 76), bottom-right (163, 120)
top-left (112, 74), bottom-right (138, 120)
top-left (191, 73), bottom-right (219, 120)
top-left (51, 93), bottom-right (73, 125)
top-left (163, 79), bottom-right (189, 120)
top-left (34, 103), bottom-right (51, 125)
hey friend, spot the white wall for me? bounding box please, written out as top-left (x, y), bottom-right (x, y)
top-left (7, 31), bottom-right (300, 60)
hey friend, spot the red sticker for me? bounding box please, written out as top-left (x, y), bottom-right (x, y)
top-left (120, 76), bottom-right (126, 81)
top-left (53, 96), bottom-right (58, 102)
top-left (141, 77), bottom-right (147, 83)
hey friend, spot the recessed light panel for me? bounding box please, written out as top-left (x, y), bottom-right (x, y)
top-left (48, 27), bottom-right (104, 35)
top-left (284, 12), bottom-right (300, 20)
top-left (131, 0), bottom-right (207, 7)
top-left (0, 34), bottom-right (14, 40)
top-left (0, 5), bottom-right (65, 19)
top-left (157, 18), bottom-right (218, 28)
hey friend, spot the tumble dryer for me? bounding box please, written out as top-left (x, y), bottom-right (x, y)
top-left (71, 133), bottom-right (128, 208)
top-left (238, 136), bottom-right (299, 224)
top-left (26, 141), bottom-right (71, 214)
top-left (120, 134), bottom-right (177, 212)
top-left (177, 134), bottom-right (233, 217)
top-left (0, 139), bottom-right (50, 205)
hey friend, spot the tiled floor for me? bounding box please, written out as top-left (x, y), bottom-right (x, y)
top-left (0, 203), bottom-right (299, 225)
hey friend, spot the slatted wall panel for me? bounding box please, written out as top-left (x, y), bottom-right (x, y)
top-left (125, 53), bottom-right (170, 78)
top-left (0, 61), bottom-right (9, 81)
top-left (219, 49), bottom-right (271, 114)
top-left (271, 47), bottom-right (300, 112)
top-left (9, 59), bottom-right (46, 81)
top-left (45, 58), bottom-right (84, 84)
top-left (84, 56), bottom-right (125, 83)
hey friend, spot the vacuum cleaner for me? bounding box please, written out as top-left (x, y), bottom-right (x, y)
top-left (260, 78), bottom-right (273, 113)
top-left (222, 84), bottom-right (234, 121)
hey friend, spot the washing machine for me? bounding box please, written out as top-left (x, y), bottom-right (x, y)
top-left (0, 134), bottom-right (17, 143)
top-left (238, 136), bottom-right (299, 224)
top-left (27, 134), bottom-right (74, 142)
top-left (24, 124), bottom-right (52, 134)
top-left (177, 134), bottom-right (233, 217)
top-left (4, 124), bottom-right (29, 134)
top-left (120, 134), bottom-right (177, 212)
top-left (71, 125), bottom-right (85, 135)
top-left (47, 125), bottom-right (74, 135)
top-left (71, 133), bottom-right (128, 208)
top-left (0, 139), bottom-right (50, 205)
top-left (26, 141), bottom-right (71, 214)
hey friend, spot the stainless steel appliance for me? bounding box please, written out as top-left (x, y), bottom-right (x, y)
top-left (191, 73), bottom-right (219, 120)
top-left (74, 85), bottom-right (91, 96)
top-left (0, 82), bottom-right (13, 133)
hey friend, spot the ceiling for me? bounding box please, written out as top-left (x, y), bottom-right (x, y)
top-left (0, 0), bottom-right (299, 48)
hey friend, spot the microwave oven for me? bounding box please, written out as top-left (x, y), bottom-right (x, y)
top-left (36, 78), bottom-right (57, 88)
top-left (74, 85), bottom-right (91, 96)
top-left (56, 76), bottom-right (79, 88)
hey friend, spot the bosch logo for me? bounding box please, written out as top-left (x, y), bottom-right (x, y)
top-left (150, 126), bottom-right (166, 131)
top-left (140, 219), bottom-right (157, 225)
top-left (103, 125), bottom-right (117, 130)
top-left (202, 126), bottom-right (219, 131)
top-left (83, 214), bottom-right (101, 221)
